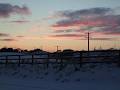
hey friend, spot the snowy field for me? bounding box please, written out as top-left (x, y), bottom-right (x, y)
top-left (0, 52), bottom-right (120, 90)
top-left (0, 63), bottom-right (120, 90)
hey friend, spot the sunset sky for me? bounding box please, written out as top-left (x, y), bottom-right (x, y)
top-left (0, 0), bottom-right (120, 51)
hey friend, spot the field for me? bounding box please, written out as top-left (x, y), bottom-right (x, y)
top-left (0, 51), bottom-right (120, 90)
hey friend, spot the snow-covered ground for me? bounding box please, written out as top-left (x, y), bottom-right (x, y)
top-left (0, 63), bottom-right (120, 90)
top-left (0, 52), bottom-right (120, 90)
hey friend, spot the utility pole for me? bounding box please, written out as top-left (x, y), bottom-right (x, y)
top-left (88, 32), bottom-right (90, 52)
top-left (56, 45), bottom-right (59, 63)
top-left (57, 45), bottom-right (59, 52)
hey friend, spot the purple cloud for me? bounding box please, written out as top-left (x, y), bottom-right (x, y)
top-left (10, 20), bottom-right (30, 23)
top-left (0, 3), bottom-right (31, 18)
top-left (16, 35), bottom-right (24, 38)
top-left (54, 7), bottom-right (112, 19)
top-left (0, 38), bottom-right (16, 41)
top-left (89, 37), bottom-right (115, 40)
top-left (50, 34), bottom-right (85, 38)
top-left (0, 33), bottom-right (10, 37)
top-left (51, 7), bottom-right (120, 36)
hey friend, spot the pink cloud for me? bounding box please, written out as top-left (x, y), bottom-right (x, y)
top-left (10, 20), bottom-right (30, 24)
top-left (50, 7), bottom-right (120, 37)
top-left (52, 16), bottom-right (118, 28)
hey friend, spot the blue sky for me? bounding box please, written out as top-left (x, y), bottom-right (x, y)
top-left (2, 0), bottom-right (120, 20)
top-left (0, 0), bottom-right (120, 51)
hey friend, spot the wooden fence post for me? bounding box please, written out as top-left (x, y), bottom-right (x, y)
top-left (80, 51), bottom-right (83, 68)
top-left (118, 50), bottom-right (120, 66)
top-left (56, 52), bottom-right (58, 63)
top-left (46, 53), bottom-right (49, 68)
top-left (18, 55), bottom-right (21, 66)
top-left (32, 55), bottom-right (34, 65)
top-left (5, 56), bottom-right (8, 66)
top-left (60, 53), bottom-right (63, 69)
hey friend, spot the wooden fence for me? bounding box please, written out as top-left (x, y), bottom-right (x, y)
top-left (0, 50), bottom-right (120, 67)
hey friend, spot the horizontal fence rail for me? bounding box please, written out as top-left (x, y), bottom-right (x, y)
top-left (0, 50), bottom-right (120, 67)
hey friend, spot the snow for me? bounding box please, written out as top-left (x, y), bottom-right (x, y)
top-left (0, 63), bottom-right (120, 90)
top-left (0, 52), bottom-right (120, 90)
